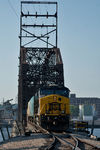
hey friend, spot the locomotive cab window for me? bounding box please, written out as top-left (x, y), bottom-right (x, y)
top-left (49, 103), bottom-right (61, 111)
top-left (53, 103), bottom-right (61, 111)
top-left (55, 90), bottom-right (69, 98)
top-left (39, 86), bottom-right (70, 98)
top-left (40, 89), bottom-right (54, 96)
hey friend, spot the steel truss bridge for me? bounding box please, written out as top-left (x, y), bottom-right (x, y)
top-left (18, 1), bottom-right (64, 125)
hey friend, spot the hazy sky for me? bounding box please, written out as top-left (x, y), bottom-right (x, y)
top-left (0, 0), bottom-right (100, 103)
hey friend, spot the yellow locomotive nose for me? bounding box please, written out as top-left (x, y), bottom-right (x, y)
top-left (39, 94), bottom-right (70, 116)
top-left (27, 86), bottom-right (70, 131)
top-left (53, 96), bottom-right (57, 100)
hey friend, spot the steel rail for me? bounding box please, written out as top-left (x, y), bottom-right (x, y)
top-left (28, 122), bottom-right (79, 149)
top-left (57, 135), bottom-right (81, 150)
top-left (48, 132), bottom-right (80, 150)
top-left (32, 124), bottom-right (57, 150)
top-left (70, 135), bottom-right (79, 150)
top-left (28, 121), bottom-right (100, 150)
top-left (76, 137), bottom-right (100, 150)
top-left (44, 135), bottom-right (57, 150)
top-left (56, 136), bottom-right (74, 149)
top-left (28, 121), bottom-right (57, 150)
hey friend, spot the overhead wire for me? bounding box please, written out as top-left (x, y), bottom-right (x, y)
top-left (8, 0), bottom-right (19, 20)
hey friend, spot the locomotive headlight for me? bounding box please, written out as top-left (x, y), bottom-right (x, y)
top-left (58, 97), bottom-right (61, 101)
top-left (54, 96), bottom-right (57, 100)
top-left (62, 110), bottom-right (65, 114)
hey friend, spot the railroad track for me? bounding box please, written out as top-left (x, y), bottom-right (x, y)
top-left (27, 121), bottom-right (56, 149)
top-left (50, 133), bottom-right (100, 150)
top-left (76, 136), bottom-right (100, 150)
top-left (49, 133), bottom-right (80, 150)
top-left (27, 122), bottom-right (100, 150)
top-left (44, 132), bottom-right (100, 150)
top-left (28, 121), bottom-right (78, 149)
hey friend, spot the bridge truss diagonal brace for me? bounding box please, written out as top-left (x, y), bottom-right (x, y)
top-left (18, 47), bottom-right (64, 124)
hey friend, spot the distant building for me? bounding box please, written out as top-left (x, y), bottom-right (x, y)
top-left (0, 100), bottom-right (18, 122)
top-left (79, 104), bottom-right (94, 121)
top-left (70, 94), bottom-right (100, 119)
top-left (12, 104), bottom-right (18, 120)
top-left (0, 101), bottom-right (13, 120)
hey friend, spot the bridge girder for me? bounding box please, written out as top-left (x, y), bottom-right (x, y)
top-left (18, 1), bottom-right (64, 124)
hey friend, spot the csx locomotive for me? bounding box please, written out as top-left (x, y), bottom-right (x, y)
top-left (27, 85), bottom-right (70, 131)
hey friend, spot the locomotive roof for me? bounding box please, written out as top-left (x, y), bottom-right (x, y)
top-left (39, 86), bottom-right (70, 92)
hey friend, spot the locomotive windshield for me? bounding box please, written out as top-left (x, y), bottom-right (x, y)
top-left (40, 86), bottom-right (69, 98)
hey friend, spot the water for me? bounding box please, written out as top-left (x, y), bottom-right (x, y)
top-left (89, 128), bottom-right (100, 137)
top-left (0, 127), bottom-right (12, 142)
